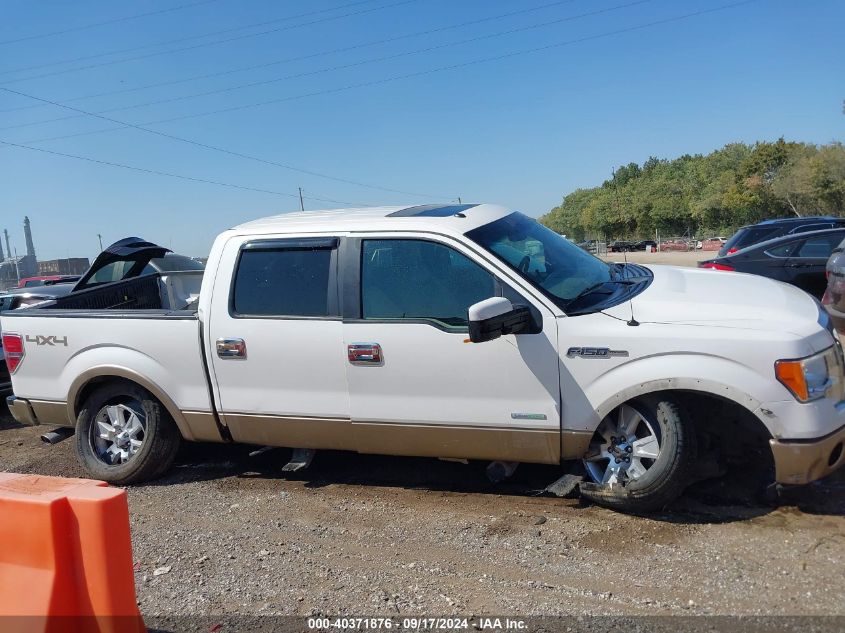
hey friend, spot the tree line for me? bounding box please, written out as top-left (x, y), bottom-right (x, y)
top-left (540, 139), bottom-right (845, 240)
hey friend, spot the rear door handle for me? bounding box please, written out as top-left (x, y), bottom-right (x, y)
top-left (217, 338), bottom-right (247, 359)
top-left (348, 343), bottom-right (382, 365)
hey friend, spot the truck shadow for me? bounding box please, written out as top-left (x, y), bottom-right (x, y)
top-left (151, 442), bottom-right (845, 524)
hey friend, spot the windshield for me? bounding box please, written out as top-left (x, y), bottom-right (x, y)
top-left (466, 212), bottom-right (612, 309)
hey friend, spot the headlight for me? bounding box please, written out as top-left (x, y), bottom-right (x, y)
top-left (775, 346), bottom-right (843, 402)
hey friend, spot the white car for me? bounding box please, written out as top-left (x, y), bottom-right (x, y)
top-left (5, 204), bottom-right (845, 513)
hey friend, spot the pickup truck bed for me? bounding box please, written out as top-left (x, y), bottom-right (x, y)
top-left (5, 309), bottom-right (220, 443)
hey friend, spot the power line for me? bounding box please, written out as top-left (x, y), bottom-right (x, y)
top-left (0, 1), bottom-right (760, 213)
top-left (10, 0), bottom-right (761, 149)
top-left (1, 85), bottom-right (453, 200)
top-left (4, 0), bottom-right (649, 130)
top-left (0, 0), bottom-right (413, 82)
top-left (0, 139), bottom-right (364, 206)
top-left (0, 0), bottom-right (577, 114)
top-left (0, 0), bottom-right (224, 46)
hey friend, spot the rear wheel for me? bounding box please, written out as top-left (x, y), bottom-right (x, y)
top-left (580, 395), bottom-right (696, 513)
top-left (75, 382), bottom-right (180, 484)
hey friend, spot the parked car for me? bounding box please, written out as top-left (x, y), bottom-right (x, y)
top-left (699, 228), bottom-right (845, 298)
top-left (73, 237), bottom-right (204, 293)
top-left (822, 237), bottom-right (845, 336)
top-left (659, 239), bottom-right (690, 252)
top-left (0, 283), bottom-right (76, 390)
top-left (577, 239), bottom-right (598, 252)
top-left (633, 240), bottom-right (657, 251)
top-left (5, 204), bottom-right (845, 514)
top-left (720, 216), bottom-right (845, 257)
top-left (18, 275), bottom-right (81, 288)
top-left (609, 240), bottom-right (635, 253)
top-left (697, 237), bottom-right (728, 251)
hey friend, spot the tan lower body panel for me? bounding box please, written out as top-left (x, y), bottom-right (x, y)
top-left (182, 411), bottom-right (225, 443)
top-left (8, 397), bottom-right (38, 426)
top-left (771, 423), bottom-right (845, 485)
top-left (561, 429), bottom-right (593, 460)
top-left (30, 400), bottom-right (72, 427)
top-left (223, 413), bottom-right (562, 464)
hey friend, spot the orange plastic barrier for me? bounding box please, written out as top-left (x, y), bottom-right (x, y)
top-left (0, 473), bottom-right (145, 633)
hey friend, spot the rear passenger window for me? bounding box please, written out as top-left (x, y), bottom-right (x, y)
top-left (797, 235), bottom-right (841, 258)
top-left (233, 247), bottom-right (333, 317)
top-left (362, 239), bottom-right (495, 328)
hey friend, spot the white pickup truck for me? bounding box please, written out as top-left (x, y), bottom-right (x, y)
top-left (5, 204), bottom-right (845, 512)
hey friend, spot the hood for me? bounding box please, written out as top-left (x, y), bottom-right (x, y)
top-left (601, 265), bottom-right (828, 340)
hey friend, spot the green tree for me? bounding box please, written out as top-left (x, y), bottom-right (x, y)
top-left (540, 140), bottom-right (844, 238)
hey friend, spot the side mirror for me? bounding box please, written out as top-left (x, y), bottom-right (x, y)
top-left (468, 297), bottom-right (532, 343)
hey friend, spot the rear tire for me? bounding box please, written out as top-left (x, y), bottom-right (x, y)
top-left (580, 395), bottom-right (696, 513)
top-left (75, 382), bottom-right (181, 485)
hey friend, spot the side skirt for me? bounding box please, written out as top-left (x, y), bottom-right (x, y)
top-left (222, 413), bottom-right (561, 465)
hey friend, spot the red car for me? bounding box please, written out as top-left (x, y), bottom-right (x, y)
top-left (18, 275), bottom-right (80, 288)
top-left (659, 239), bottom-right (691, 252)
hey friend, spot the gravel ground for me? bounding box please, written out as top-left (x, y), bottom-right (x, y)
top-left (599, 250), bottom-right (712, 267)
top-left (2, 409), bottom-right (845, 621)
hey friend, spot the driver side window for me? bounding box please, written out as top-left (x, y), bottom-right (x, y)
top-left (361, 239), bottom-right (495, 328)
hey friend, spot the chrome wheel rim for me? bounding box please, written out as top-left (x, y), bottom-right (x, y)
top-left (89, 402), bottom-right (146, 465)
top-left (583, 403), bottom-right (661, 486)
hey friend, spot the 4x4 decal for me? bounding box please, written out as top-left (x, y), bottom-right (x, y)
top-left (25, 335), bottom-right (68, 347)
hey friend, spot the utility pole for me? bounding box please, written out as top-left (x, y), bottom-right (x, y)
top-left (298, 187), bottom-right (305, 212)
top-left (97, 234), bottom-right (103, 251)
top-left (13, 248), bottom-right (20, 284)
top-left (457, 197), bottom-right (462, 204)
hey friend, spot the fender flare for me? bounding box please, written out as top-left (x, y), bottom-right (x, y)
top-left (67, 365), bottom-right (196, 441)
top-left (593, 377), bottom-right (766, 428)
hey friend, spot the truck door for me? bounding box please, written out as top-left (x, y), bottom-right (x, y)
top-left (207, 237), bottom-right (350, 444)
top-left (342, 236), bottom-right (561, 464)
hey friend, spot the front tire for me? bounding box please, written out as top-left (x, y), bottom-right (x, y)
top-left (580, 395), bottom-right (696, 513)
top-left (75, 382), bottom-right (181, 485)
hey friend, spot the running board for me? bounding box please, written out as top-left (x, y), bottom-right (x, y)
top-left (281, 448), bottom-right (316, 472)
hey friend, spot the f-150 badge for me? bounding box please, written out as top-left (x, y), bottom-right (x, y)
top-left (566, 347), bottom-right (628, 359)
top-left (25, 335), bottom-right (68, 347)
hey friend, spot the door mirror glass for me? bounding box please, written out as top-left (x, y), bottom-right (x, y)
top-left (467, 297), bottom-right (531, 343)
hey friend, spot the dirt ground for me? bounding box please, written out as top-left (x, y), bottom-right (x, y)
top-left (599, 250), bottom-right (712, 267)
top-left (2, 410), bottom-right (845, 621)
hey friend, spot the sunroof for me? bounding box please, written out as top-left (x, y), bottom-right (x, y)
top-left (389, 204), bottom-right (478, 218)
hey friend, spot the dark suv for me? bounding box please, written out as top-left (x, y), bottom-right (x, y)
top-left (720, 216), bottom-right (845, 256)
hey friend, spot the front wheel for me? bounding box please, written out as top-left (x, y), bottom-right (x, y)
top-left (75, 382), bottom-right (181, 485)
top-left (580, 395), bottom-right (696, 513)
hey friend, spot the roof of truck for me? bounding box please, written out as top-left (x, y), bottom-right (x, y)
top-left (233, 203), bottom-right (512, 234)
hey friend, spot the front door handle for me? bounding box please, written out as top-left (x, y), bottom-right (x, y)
top-left (348, 343), bottom-right (382, 365)
top-left (217, 338), bottom-right (247, 359)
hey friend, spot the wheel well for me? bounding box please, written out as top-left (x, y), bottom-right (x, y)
top-left (74, 376), bottom-right (155, 420)
top-left (670, 389), bottom-right (774, 474)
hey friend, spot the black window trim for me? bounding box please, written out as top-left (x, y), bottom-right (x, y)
top-left (228, 237), bottom-right (341, 320)
top-left (344, 234), bottom-right (541, 334)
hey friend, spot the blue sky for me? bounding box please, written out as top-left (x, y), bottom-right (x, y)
top-left (0, 0), bottom-right (842, 259)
